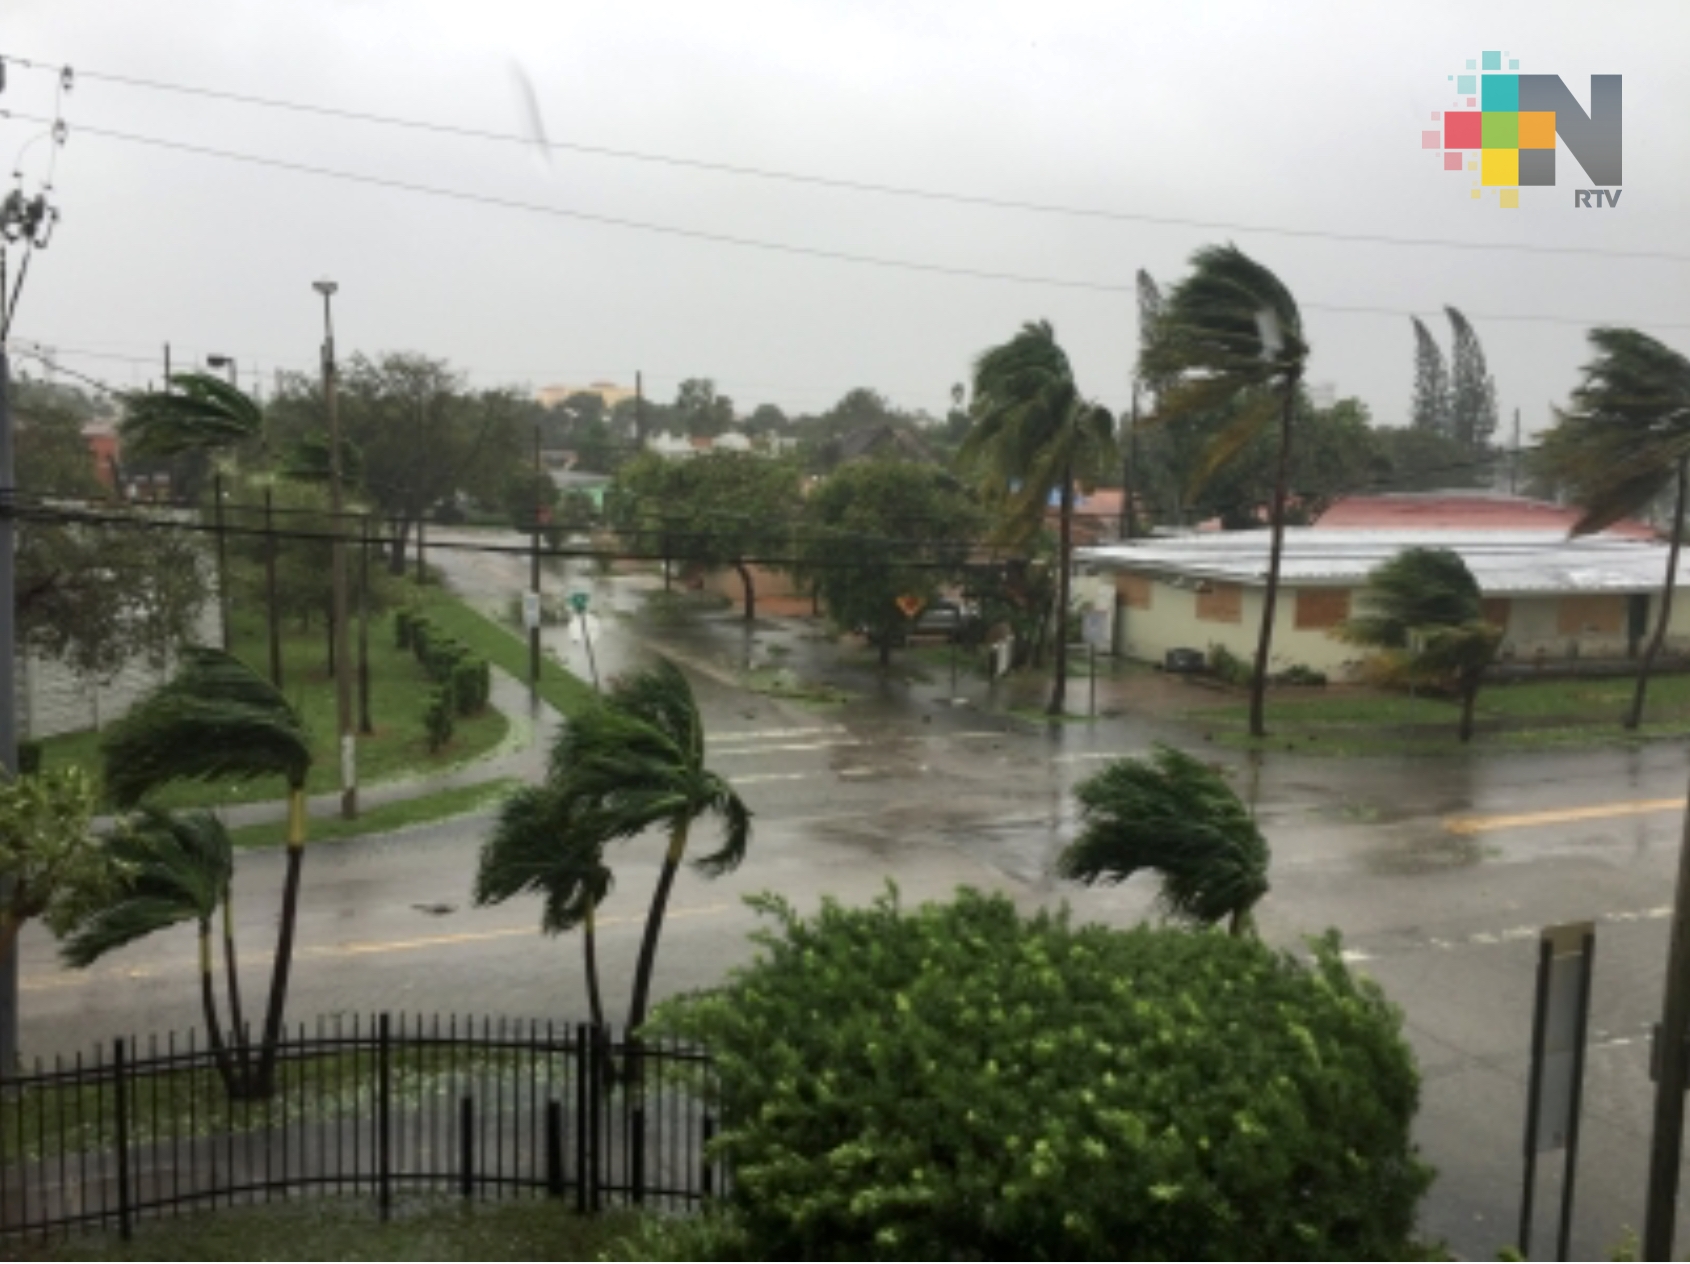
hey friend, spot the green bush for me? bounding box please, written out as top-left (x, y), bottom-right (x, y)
top-left (1275, 663), bottom-right (1328, 687)
top-left (648, 887), bottom-right (1432, 1262)
top-left (410, 615), bottom-right (434, 663)
top-left (1207, 642), bottom-right (1253, 687)
top-left (423, 686), bottom-right (455, 753)
top-left (394, 608), bottom-right (415, 651)
top-left (451, 657), bottom-right (488, 716)
top-left (16, 740), bottom-right (42, 777)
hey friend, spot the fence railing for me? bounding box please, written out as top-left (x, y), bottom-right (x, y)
top-left (0, 1013), bottom-right (723, 1245)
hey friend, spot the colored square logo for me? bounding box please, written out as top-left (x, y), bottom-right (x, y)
top-left (1509, 58), bottom-right (1519, 69)
top-left (1457, 74), bottom-right (1476, 94)
top-left (1443, 152), bottom-right (1465, 171)
top-left (1500, 188), bottom-right (1519, 208)
top-left (1422, 129), bottom-right (1440, 149)
top-left (1518, 111), bottom-right (1555, 148)
top-left (1482, 112), bottom-right (1519, 147)
top-left (1483, 51), bottom-right (1502, 70)
top-left (1482, 148), bottom-right (1519, 186)
top-left (1444, 112), bottom-right (1482, 148)
top-left (1519, 148), bottom-right (1555, 185)
top-left (1482, 74), bottom-right (1520, 111)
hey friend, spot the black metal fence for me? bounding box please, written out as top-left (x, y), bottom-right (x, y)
top-left (0, 1013), bottom-right (723, 1245)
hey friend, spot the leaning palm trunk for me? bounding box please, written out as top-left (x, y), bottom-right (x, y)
top-left (197, 920), bottom-right (241, 1094)
top-left (1049, 463), bottom-right (1074, 717)
top-left (1627, 458), bottom-right (1687, 731)
top-left (1249, 381), bottom-right (1299, 738)
top-left (252, 786), bottom-right (307, 1098)
top-left (221, 893), bottom-right (253, 1088)
top-left (1459, 677), bottom-right (1481, 744)
top-left (627, 822), bottom-right (688, 1038)
top-left (583, 901), bottom-right (607, 1032)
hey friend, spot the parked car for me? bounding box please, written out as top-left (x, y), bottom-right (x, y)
top-left (861, 600), bottom-right (981, 647)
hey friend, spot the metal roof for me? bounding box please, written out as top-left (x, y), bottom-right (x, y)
top-left (1076, 529), bottom-right (1679, 595)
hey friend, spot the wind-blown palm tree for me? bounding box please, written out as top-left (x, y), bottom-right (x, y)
top-left (961, 320), bottom-right (1115, 716)
top-left (61, 809), bottom-right (254, 1093)
top-left (100, 647), bottom-right (312, 1096)
top-left (1534, 328), bottom-right (1690, 729)
top-left (1141, 244), bottom-right (1308, 738)
top-left (1335, 547), bottom-right (1502, 744)
top-left (474, 656), bottom-right (750, 1037)
top-left (1056, 744), bottom-right (1269, 936)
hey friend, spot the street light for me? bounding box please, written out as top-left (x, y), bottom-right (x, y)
top-left (206, 354), bottom-right (238, 388)
top-left (314, 278), bottom-right (357, 819)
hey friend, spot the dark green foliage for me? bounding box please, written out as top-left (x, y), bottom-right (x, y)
top-left (1339, 547), bottom-right (1483, 649)
top-left (649, 887), bottom-right (1432, 1262)
top-left (1275, 663), bottom-right (1328, 687)
top-left (451, 658), bottom-right (488, 716)
top-left (424, 687), bottom-right (455, 754)
top-left (119, 372), bottom-right (263, 458)
top-left (1207, 642), bottom-right (1253, 686)
top-left (16, 740), bottom-right (42, 777)
top-left (473, 783), bottom-right (613, 936)
top-left (1057, 744), bottom-right (1270, 931)
top-left (395, 608), bottom-right (414, 651)
top-left (100, 648), bottom-right (313, 807)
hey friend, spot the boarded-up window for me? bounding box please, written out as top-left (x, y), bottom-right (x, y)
top-left (1116, 573), bottom-right (1153, 609)
top-left (1196, 582), bottom-right (1243, 623)
top-left (1295, 588), bottom-right (1350, 630)
top-left (1480, 597), bottom-right (1512, 629)
top-left (1557, 594), bottom-right (1624, 636)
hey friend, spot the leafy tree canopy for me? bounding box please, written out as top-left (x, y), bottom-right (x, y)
top-left (646, 886), bottom-right (1433, 1262)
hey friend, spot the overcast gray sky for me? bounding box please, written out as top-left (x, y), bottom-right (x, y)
top-left (5, 0), bottom-right (1686, 438)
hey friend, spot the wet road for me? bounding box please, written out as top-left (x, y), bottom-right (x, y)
top-left (18, 528), bottom-right (1690, 1259)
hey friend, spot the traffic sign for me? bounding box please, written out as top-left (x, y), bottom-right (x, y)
top-left (895, 594), bottom-right (923, 618)
top-left (522, 591), bottom-right (542, 630)
top-left (568, 591), bottom-right (590, 614)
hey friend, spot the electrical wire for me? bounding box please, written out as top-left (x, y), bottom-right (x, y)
top-left (7, 108), bottom-right (1690, 333)
top-left (2, 52), bottom-right (1683, 266)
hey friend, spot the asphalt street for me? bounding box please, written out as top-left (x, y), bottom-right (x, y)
top-left (17, 528), bottom-right (1690, 1260)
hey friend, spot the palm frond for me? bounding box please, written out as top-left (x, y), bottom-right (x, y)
top-left (60, 808), bottom-right (232, 967)
top-left (101, 648), bottom-right (312, 807)
top-left (119, 373), bottom-right (263, 458)
top-left (1056, 745), bottom-right (1269, 928)
top-left (1188, 390), bottom-right (1279, 499)
top-left (473, 785), bottom-right (614, 935)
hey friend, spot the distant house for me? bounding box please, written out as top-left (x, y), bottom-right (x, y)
top-left (536, 380), bottom-right (637, 410)
top-left (834, 423), bottom-right (936, 466)
top-left (1314, 491), bottom-right (1658, 540)
top-left (1077, 526), bottom-right (1687, 678)
top-left (81, 420), bottom-right (121, 491)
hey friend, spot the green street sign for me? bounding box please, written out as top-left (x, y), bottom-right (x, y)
top-left (568, 592), bottom-right (590, 614)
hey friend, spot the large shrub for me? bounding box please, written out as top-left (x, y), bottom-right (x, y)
top-left (646, 887), bottom-right (1432, 1262)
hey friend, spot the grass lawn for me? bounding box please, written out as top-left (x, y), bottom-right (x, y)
top-left (29, 1194), bottom-right (640, 1261)
top-left (224, 777), bottom-right (519, 848)
top-left (37, 601), bottom-right (512, 810)
top-left (1188, 671), bottom-right (1690, 756)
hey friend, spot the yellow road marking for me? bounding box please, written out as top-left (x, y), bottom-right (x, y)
top-left (21, 904), bottom-right (733, 990)
top-left (1445, 797), bottom-right (1686, 836)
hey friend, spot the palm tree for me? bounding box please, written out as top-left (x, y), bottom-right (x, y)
top-left (961, 320), bottom-right (1115, 716)
top-left (1534, 328), bottom-right (1690, 729)
top-left (474, 656), bottom-right (750, 1037)
top-left (1335, 546), bottom-right (1503, 743)
top-left (1056, 744), bottom-right (1269, 936)
top-left (120, 371), bottom-right (264, 458)
top-left (1141, 244), bottom-right (1308, 738)
top-left (100, 647), bottom-right (312, 1096)
top-left (61, 809), bottom-right (253, 1093)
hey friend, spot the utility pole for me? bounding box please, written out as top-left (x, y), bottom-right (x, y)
top-left (264, 486), bottom-right (282, 687)
top-left (530, 423), bottom-right (543, 691)
top-left (206, 355), bottom-right (237, 653)
top-left (1510, 406), bottom-right (1521, 495)
top-left (315, 279), bottom-right (356, 820)
top-left (635, 370), bottom-right (645, 450)
top-left (1120, 384), bottom-right (1138, 540)
top-left (357, 513), bottom-right (372, 735)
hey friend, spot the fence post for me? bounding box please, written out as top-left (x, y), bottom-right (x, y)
top-left (588, 1027), bottom-right (602, 1214)
top-left (546, 1100), bottom-right (565, 1198)
top-left (113, 1038), bottom-right (132, 1242)
top-left (378, 1013), bottom-right (392, 1222)
top-left (574, 1026), bottom-right (589, 1214)
top-left (459, 1096), bottom-right (474, 1200)
top-left (702, 1114), bottom-right (716, 1202)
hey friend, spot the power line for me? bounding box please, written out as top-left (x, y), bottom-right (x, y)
top-left (3, 52), bottom-right (1684, 266)
top-left (11, 110), bottom-right (1689, 334)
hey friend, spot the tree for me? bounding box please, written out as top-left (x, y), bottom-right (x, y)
top-left (961, 320), bottom-right (1115, 716)
top-left (0, 768), bottom-right (120, 976)
top-left (265, 353), bottom-right (529, 574)
top-left (1446, 307), bottom-right (1499, 454)
top-left (611, 451), bottom-right (803, 621)
top-left (1410, 316), bottom-right (1452, 437)
top-left (1335, 546), bottom-right (1502, 743)
top-left (99, 648), bottom-right (313, 1096)
top-left (642, 887), bottom-right (1432, 1261)
top-left (473, 657), bottom-right (749, 1037)
top-left (796, 460), bottom-right (986, 667)
top-left (1373, 424), bottom-right (1493, 493)
top-left (14, 385), bottom-right (213, 683)
top-left (1056, 744), bottom-right (1270, 936)
top-left (1142, 243), bottom-right (1308, 738)
top-left (61, 808), bottom-right (256, 1094)
top-left (1534, 328), bottom-right (1690, 729)
top-left (119, 373), bottom-right (262, 459)
top-left (673, 378), bottom-right (735, 439)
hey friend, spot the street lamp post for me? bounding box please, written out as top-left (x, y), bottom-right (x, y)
top-left (314, 280), bottom-right (357, 820)
top-left (205, 355), bottom-right (238, 651)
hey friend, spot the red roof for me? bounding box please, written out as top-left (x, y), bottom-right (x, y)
top-left (1314, 492), bottom-right (1657, 540)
